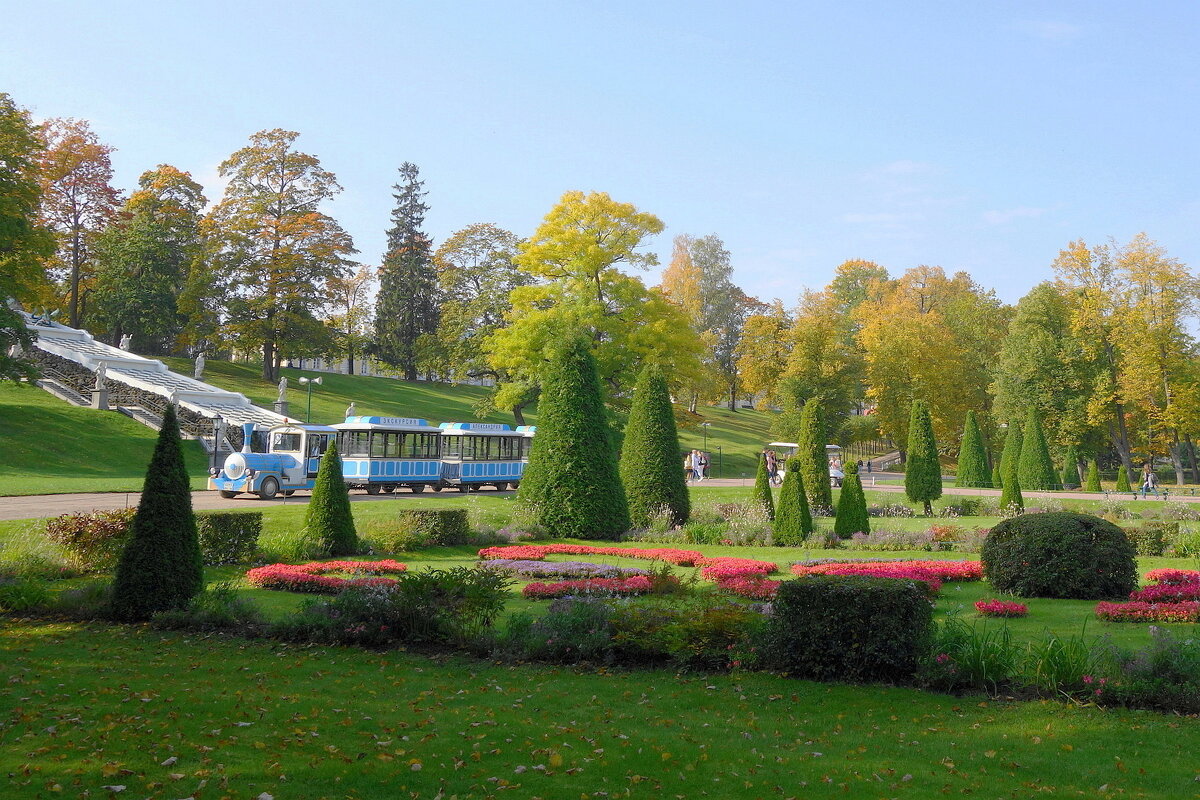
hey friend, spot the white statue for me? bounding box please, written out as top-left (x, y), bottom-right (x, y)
top-left (119, 334), bottom-right (132, 350)
top-left (194, 352), bottom-right (205, 379)
top-left (94, 362), bottom-right (107, 391)
top-left (277, 376), bottom-right (288, 403)
top-left (345, 401), bottom-right (356, 418)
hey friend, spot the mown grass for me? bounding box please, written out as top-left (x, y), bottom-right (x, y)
top-left (3, 620), bottom-right (1200, 799)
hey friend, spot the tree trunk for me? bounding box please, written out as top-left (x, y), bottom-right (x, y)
top-left (1187, 434), bottom-right (1199, 484)
top-left (728, 384), bottom-right (737, 412)
top-left (262, 341), bottom-right (276, 383)
top-left (1108, 401), bottom-right (1134, 485)
top-left (688, 392), bottom-right (698, 414)
top-left (1170, 430), bottom-right (1186, 486)
top-left (512, 403), bottom-right (527, 426)
top-left (69, 231), bottom-right (82, 328)
top-left (347, 348), bottom-right (355, 376)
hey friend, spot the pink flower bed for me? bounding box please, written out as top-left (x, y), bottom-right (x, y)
top-left (975, 599), bottom-right (1028, 618)
top-left (246, 560), bottom-right (408, 594)
top-left (1143, 569), bottom-right (1200, 585)
top-left (1131, 583), bottom-right (1200, 603)
top-left (522, 575), bottom-right (653, 599)
top-left (791, 559), bottom-right (982, 582)
top-left (1095, 601), bottom-right (1200, 623)
top-left (477, 544), bottom-right (777, 576)
top-left (714, 575), bottom-right (780, 600)
top-left (790, 563), bottom-right (943, 596)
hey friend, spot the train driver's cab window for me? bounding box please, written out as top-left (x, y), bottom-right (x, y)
top-left (308, 434), bottom-right (330, 457)
top-left (272, 432), bottom-right (303, 452)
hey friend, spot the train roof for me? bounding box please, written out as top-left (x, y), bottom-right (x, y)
top-left (332, 415), bottom-right (443, 433)
top-left (439, 422), bottom-right (534, 437)
top-left (269, 422), bottom-right (339, 433)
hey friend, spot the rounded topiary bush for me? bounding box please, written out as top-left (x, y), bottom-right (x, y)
top-left (980, 511), bottom-right (1136, 599)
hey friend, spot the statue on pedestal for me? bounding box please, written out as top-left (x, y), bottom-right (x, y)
top-left (194, 352), bottom-right (205, 380)
top-left (119, 334), bottom-right (132, 350)
top-left (94, 362), bottom-right (107, 391)
top-left (346, 401), bottom-right (356, 419)
top-left (277, 376), bottom-right (288, 403)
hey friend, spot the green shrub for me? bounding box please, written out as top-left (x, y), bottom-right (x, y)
top-left (955, 411), bottom-right (990, 488)
top-left (516, 336), bottom-right (630, 539)
top-left (611, 596), bottom-right (766, 671)
top-left (195, 512), bottom-right (262, 565)
top-left (0, 577), bottom-right (51, 612)
top-left (401, 509), bottom-right (469, 545)
top-left (1097, 627), bottom-right (1200, 714)
top-left (258, 526), bottom-right (326, 562)
top-left (981, 511), bottom-right (1137, 599)
top-left (773, 456), bottom-right (811, 544)
top-left (44, 508), bottom-right (137, 572)
top-left (1017, 408), bottom-right (1057, 491)
top-left (619, 364), bottom-right (690, 528)
top-left (1122, 521), bottom-right (1178, 556)
top-left (904, 400), bottom-right (941, 515)
top-left (306, 441), bottom-right (358, 556)
top-left (833, 461), bottom-right (869, 538)
top-left (110, 405), bottom-right (204, 622)
top-left (1115, 466), bottom-right (1131, 492)
top-left (750, 452), bottom-right (775, 521)
top-left (1084, 459), bottom-right (1102, 492)
top-left (493, 598), bottom-right (615, 664)
top-left (796, 401), bottom-right (833, 509)
top-left (760, 575), bottom-right (933, 683)
top-left (1060, 444), bottom-right (1080, 490)
top-left (1023, 628), bottom-right (1101, 699)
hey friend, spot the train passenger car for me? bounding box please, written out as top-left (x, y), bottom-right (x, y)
top-left (331, 416), bottom-right (444, 493)
top-left (437, 422), bottom-right (534, 491)
top-left (208, 422), bottom-right (336, 499)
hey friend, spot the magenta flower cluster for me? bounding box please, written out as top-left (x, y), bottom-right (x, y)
top-left (1095, 569), bottom-right (1200, 622)
top-left (522, 575), bottom-right (655, 599)
top-left (245, 560), bottom-right (407, 594)
top-left (974, 599), bottom-right (1028, 618)
top-left (477, 559), bottom-right (647, 579)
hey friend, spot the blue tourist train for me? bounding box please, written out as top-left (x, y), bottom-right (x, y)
top-left (207, 417), bottom-right (535, 499)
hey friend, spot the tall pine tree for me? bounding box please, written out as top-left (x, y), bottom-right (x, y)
top-left (834, 460), bottom-right (870, 538)
top-left (516, 336), bottom-right (629, 539)
top-left (619, 364), bottom-right (690, 528)
top-left (1017, 407), bottom-right (1057, 491)
top-left (773, 456), bottom-right (811, 544)
top-left (796, 400), bottom-right (833, 510)
top-left (905, 399), bottom-right (942, 516)
top-left (110, 405), bottom-right (204, 621)
top-left (955, 410), bottom-right (990, 487)
top-left (374, 162), bottom-right (439, 380)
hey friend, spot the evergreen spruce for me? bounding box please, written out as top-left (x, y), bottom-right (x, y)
top-left (1060, 444), bottom-right (1081, 489)
top-left (773, 457), bottom-right (811, 544)
top-left (1017, 408), bottom-right (1057, 491)
top-left (516, 336), bottom-right (630, 539)
top-left (306, 440), bottom-right (358, 555)
top-left (1084, 459), bottom-right (1102, 492)
top-left (619, 364), bottom-right (690, 528)
top-left (904, 400), bottom-right (942, 516)
top-left (796, 400), bottom-right (833, 510)
top-left (751, 452), bottom-right (776, 521)
top-left (834, 461), bottom-right (870, 538)
top-left (955, 410), bottom-right (990, 487)
top-left (373, 162), bottom-right (439, 380)
top-left (1115, 465), bottom-right (1132, 492)
top-left (110, 405), bottom-right (203, 621)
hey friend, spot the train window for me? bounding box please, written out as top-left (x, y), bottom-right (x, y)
top-left (272, 432), bottom-right (303, 452)
top-left (441, 436), bottom-right (461, 458)
top-left (308, 434), bottom-right (329, 457)
top-left (383, 432), bottom-right (401, 457)
top-left (341, 431), bottom-right (371, 456)
top-left (370, 432), bottom-right (387, 457)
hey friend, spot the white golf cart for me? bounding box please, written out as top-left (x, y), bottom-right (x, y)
top-left (768, 442), bottom-right (844, 486)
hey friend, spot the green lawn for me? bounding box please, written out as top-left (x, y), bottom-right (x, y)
top-left (0, 383), bottom-right (211, 495)
top-left (3, 620), bottom-right (1200, 799)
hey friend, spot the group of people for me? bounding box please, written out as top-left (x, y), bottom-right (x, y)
top-left (684, 449), bottom-right (711, 482)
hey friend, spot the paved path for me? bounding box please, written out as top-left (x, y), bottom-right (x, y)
top-left (0, 486), bottom-right (511, 521)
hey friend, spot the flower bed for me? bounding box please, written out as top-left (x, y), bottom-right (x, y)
top-left (975, 599), bottom-right (1028, 618)
top-left (522, 575), bottom-right (654, 599)
top-left (245, 560), bottom-right (408, 594)
top-left (477, 544), bottom-right (777, 575)
top-left (790, 562), bottom-right (944, 596)
top-left (714, 574), bottom-right (780, 600)
top-left (477, 559), bottom-right (647, 579)
top-left (791, 558), bottom-right (983, 582)
top-left (1095, 601), bottom-right (1200, 623)
top-left (1130, 583), bottom-right (1200, 603)
top-left (1143, 569), bottom-right (1200, 585)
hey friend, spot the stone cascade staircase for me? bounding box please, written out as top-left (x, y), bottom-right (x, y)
top-left (21, 313), bottom-right (288, 441)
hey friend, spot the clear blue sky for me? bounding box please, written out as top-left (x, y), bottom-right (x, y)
top-left (5, 1), bottom-right (1197, 305)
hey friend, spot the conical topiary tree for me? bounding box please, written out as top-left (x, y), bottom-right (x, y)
top-left (998, 421), bottom-right (1023, 491)
top-left (619, 364), bottom-right (690, 528)
top-left (1084, 459), bottom-right (1102, 492)
top-left (1060, 444), bottom-right (1080, 490)
top-left (1115, 465), bottom-right (1131, 493)
top-left (834, 461), bottom-right (870, 538)
top-left (991, 462), bottom-right (1003, 491)
top-left (307, 440), bottom-right (358, 555)
top-left (110, 405), bottom-right (204, 621)
top-left (955, 410), bottom-right (990, 488)
top-left (773, 456), bottom-right (811, 544)
top-left (797, 400), bottom-right (833, 510)
top-left (1018, 408), bottom-right (1057, 491)
top-left (1000, 441), bottom-right (1024, 513)
top-left (905, 400), bottom-right (942, 516)
top-left (516, 336), bottom-right (630, 539)
top-left (751, 452), bottom-right (775, 521)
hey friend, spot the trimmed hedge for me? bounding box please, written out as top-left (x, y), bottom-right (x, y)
top-left (833, 460), bottom-right (870, 538)
top-left (761, 575), bottom-right (933, 683)
top-left (307, 441), bottom-right (358, 556)
top-left (196, 512), bottom-right (262, 565)
top-left (751, 452), bottom-right (775, 521)
top-left (773, 456), bottom-right (811, 544)
top-left (981, 511), bottom-right (1137, 599)
top-left (955, 410), bottom-right (990, 488)
top-left (619, 364), bottom-right (690, 528)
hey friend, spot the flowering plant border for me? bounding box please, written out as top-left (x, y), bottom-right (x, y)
top-left (974, 599), bottom-right (1028, 618)
top-left (522, 575), bottom-right (655, 599)
top-left (245, 560), bottom-right (408, 594)
top-left (477, 544), bottom-right (777, 577)
top-left (1095, 600), bottom-right (1200, 623)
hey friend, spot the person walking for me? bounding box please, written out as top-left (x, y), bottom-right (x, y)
top-left (698, 450), bottom-right (710, 481)
top-left (683, 451), bottom-right (695, 482)
top-left (766, 449), bottom-right (779, 486)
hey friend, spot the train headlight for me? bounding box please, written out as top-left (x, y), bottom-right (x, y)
top-left (209, 467), bottom-right (218, 477)
top-left (223, 453), bottom-right (248, 480)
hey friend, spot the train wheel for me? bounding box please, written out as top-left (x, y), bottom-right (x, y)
top-left (219, 491), bottom-right (238, 499)
top-left (410, 484), bottom-right (426, 493)
top-left (430, 484), bottom-right (443, 493)
top-left (258, 477), bottom-right (279, 500)
top-left (366, 484), bottom-right (381, 495)
top-left (283, 490), bottom-right (296, 496)
top-left (381, 485), bottom-right (395, 494)
top-left (457, 485), bottom-right (470, 493)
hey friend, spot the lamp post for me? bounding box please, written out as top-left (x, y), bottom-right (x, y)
top-left (298, 376), bottom-right (322, 422)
